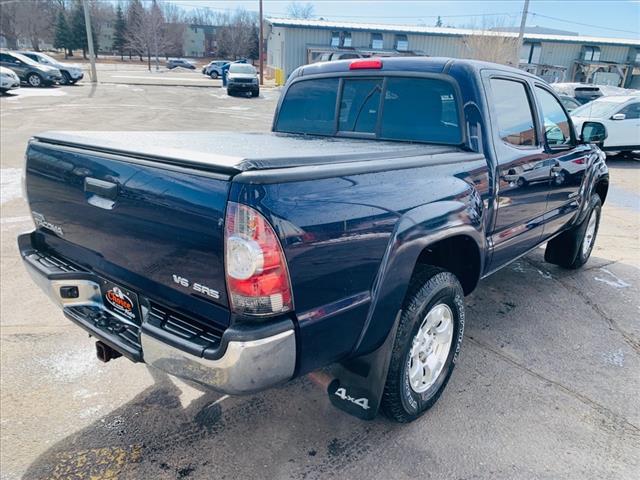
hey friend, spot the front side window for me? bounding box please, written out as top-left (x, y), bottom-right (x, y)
top-left (490, 78), bottom-right (537, 147)
top-left (535, 86), bottom-right (573, 146)
top-left (618, 102), bottom-right (640, 120)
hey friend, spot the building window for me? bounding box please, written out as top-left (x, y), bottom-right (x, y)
top-left (583, 46), bottom-right (601, 62)
top-left (634, 49), bottom-right (640, 64)
top-left (395, 34), bottom-right (408, 51)
top-left (520, 42), bottom-right (541, 64)
top-left (371, 33), bottom-right (383, 50)
top-left (342, 32), bottom-right (352, 47)
top-left (331, 31), bottom-right (340, 47)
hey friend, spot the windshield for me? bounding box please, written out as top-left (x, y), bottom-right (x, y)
top-left (229, 64), bottom-right (255, 74)
top-left (572, 100), bottom-right (621, 118)
top-left (33, 52), bottom-right (57, 65)
top-left (275, 76), bottom-right (462, 145)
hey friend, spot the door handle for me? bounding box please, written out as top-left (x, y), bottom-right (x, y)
top-left (84, 178), bottom-right (119, 200)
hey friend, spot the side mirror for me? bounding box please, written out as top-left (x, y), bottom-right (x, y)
top-left (580, 121), bottom-right (607, 145)
top-left (611, 113), bottom-right (626, 121)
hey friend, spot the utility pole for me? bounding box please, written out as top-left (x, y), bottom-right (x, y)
top-left (514, 0), bottom-right (530, 66)
top-left (259, 0), bottom-right (264, 86)
top-left (82, 0), bottom-right (97, 83)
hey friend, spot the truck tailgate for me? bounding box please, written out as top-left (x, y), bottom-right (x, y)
top-left (25, 139), bottom-right (231, 329)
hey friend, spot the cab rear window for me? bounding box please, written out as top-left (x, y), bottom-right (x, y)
top-left (275, 76), bottom-right (462, 145)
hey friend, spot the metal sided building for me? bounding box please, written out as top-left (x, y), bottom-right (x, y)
top-left (265, 18), bottom-right (640, 88)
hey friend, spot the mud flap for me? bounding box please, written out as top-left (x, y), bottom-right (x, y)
top-left (327, 311), bottom-right (401, 420)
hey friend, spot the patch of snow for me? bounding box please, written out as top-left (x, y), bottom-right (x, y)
top-left (594, 268), bottom-right (631, 288)
top-left (602, 349), bottom-right (625, 367)
top-left (36, 349), bottom-right (97, 383)
top-left (4, 88), bottom-right (68, 101)
top-left (0, 168), bottom-right (23, 205)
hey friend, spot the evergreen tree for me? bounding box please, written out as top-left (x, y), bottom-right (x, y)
top-left (53, 10), bottom-right (72, 58)
top-left (113, 4), bottom-right (127, 60)
top-left (70, 1), bottom-right (98, 59)
top-left (249, 24), bottom-right (259, 60)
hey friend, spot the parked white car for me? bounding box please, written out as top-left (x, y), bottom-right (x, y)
top-left (0, 65), bottom-right (20, 93)
top-left (571, 95), bottom-right (640, 154)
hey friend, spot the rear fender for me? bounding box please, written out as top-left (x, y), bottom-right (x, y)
top-left (353, 196), bottom-right (484, 358)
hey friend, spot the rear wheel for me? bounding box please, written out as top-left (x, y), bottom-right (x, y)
top-left (381, 266), bottom-right (465, 423)
top-left (27, 73), bottom-right (42, 87)
top-left (545, 195), bottom-right (601, 269)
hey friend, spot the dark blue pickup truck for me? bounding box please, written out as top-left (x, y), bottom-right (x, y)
top-left (19, 58), bottom-right (609, 422)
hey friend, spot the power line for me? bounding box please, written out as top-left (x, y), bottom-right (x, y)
top-left (528, 12), bottom-right (639, 36)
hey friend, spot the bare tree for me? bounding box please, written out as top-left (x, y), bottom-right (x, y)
top-left (286, 2), bottom-right (314, 19)
top-left (461, 17), bottom-right (518, 65)
top-left (216, 9), bottom-right (259, 60)
top-left (1, 0), bottom-right (56, 51)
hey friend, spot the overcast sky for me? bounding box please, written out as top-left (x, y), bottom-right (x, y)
top-left (169, 0), bottom-right (640, 39)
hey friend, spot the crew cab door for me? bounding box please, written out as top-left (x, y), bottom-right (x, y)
top-left (483, 74), bottom-right (548, 272)
top-left (532, 84), bottom-right (590, 237)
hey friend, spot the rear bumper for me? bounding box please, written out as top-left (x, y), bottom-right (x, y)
top-left (18, 232), bottom-right (296, 394)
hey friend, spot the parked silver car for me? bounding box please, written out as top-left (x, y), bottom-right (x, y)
top-left (19, 51), bottom-right (83, 85)
top-left (202, 60), bottom-right (232, 79)
top-left (0, 51), bottom-right (61, 87)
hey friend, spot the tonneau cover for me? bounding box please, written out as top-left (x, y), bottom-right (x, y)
top-left (34, 131), bottom-right (459, 174)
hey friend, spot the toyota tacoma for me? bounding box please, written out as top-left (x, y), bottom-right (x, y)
top-left (19, 58), bottom-right (609, 422)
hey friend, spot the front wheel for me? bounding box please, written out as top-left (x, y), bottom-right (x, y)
top-left (27, 73), bottom-right (42, 87)
top-left (210, 71), bottom-right (218, 79)
top-left (381, 267), bottom-right (465, 423)
top-left (545, 195), bottom-right (602, 269)
top-left (59, 71), bottom-right (71, 85)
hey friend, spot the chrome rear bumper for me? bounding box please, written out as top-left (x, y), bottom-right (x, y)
top-left (19, 232), bottom-right (296, 394)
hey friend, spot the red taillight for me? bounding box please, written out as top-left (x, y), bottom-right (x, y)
top-left (349, 59), bottom-right (383, 70)
top-left (225, 202), bottom-right (293, 316)
top-left (572, 158), bottom-right (586, 164)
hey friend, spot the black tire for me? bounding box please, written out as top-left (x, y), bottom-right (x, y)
top-left (210, 71), bottom-right (219, 79)
top-left (381, 266), bottom-right (465, 423)
top-left (545, 195), bottom-right (602, 269)
top-left (227, 89), bottom-right (234, 96)
top-left (553, 169), bottom-right (569, 186)
top-left (59, 71), bottom-right (72, 85)
top-left (252, 88), bottom-right (259, 97)
top-left (26, 73), bottom-right (42, 88)
top-left (517, 177), bottom-right (527, 187)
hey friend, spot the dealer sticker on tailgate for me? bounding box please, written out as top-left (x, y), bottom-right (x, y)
top-left (100, 279), bottom-right (141, 324)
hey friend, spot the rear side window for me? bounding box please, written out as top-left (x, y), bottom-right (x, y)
top-left (276, 78), bottom-right (339, 136)
top-left (381, 77), bottom-right (461, 143)
top-left (490, 78), bottom-right (537, 147)
top-left (276, 76), bottom-right (462, 145)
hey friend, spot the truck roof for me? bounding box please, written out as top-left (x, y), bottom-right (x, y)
top-left (296, 56), bottom-right (535, 80)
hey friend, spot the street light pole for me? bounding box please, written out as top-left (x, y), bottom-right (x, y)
top-left (82, 0), bottom-right (97, 83)
top-left (259, 0), bottom-right (264, 86)
top-left (514, 0), bottom-right (530, 66)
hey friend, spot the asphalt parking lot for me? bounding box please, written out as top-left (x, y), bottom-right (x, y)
top-left (1, 82), bottom-right (639, 480)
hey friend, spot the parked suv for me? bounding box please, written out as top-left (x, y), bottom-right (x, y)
top-left (19, 51), bottom-right (83, 85)
top-left (203, 60), bottom-right (231, 79)
top-left (0, 51), bottom-right (61, 87)
top-left (166, 58), bottom-right (196, 70)
top-left (227, 63), bottom-right (259, 97)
